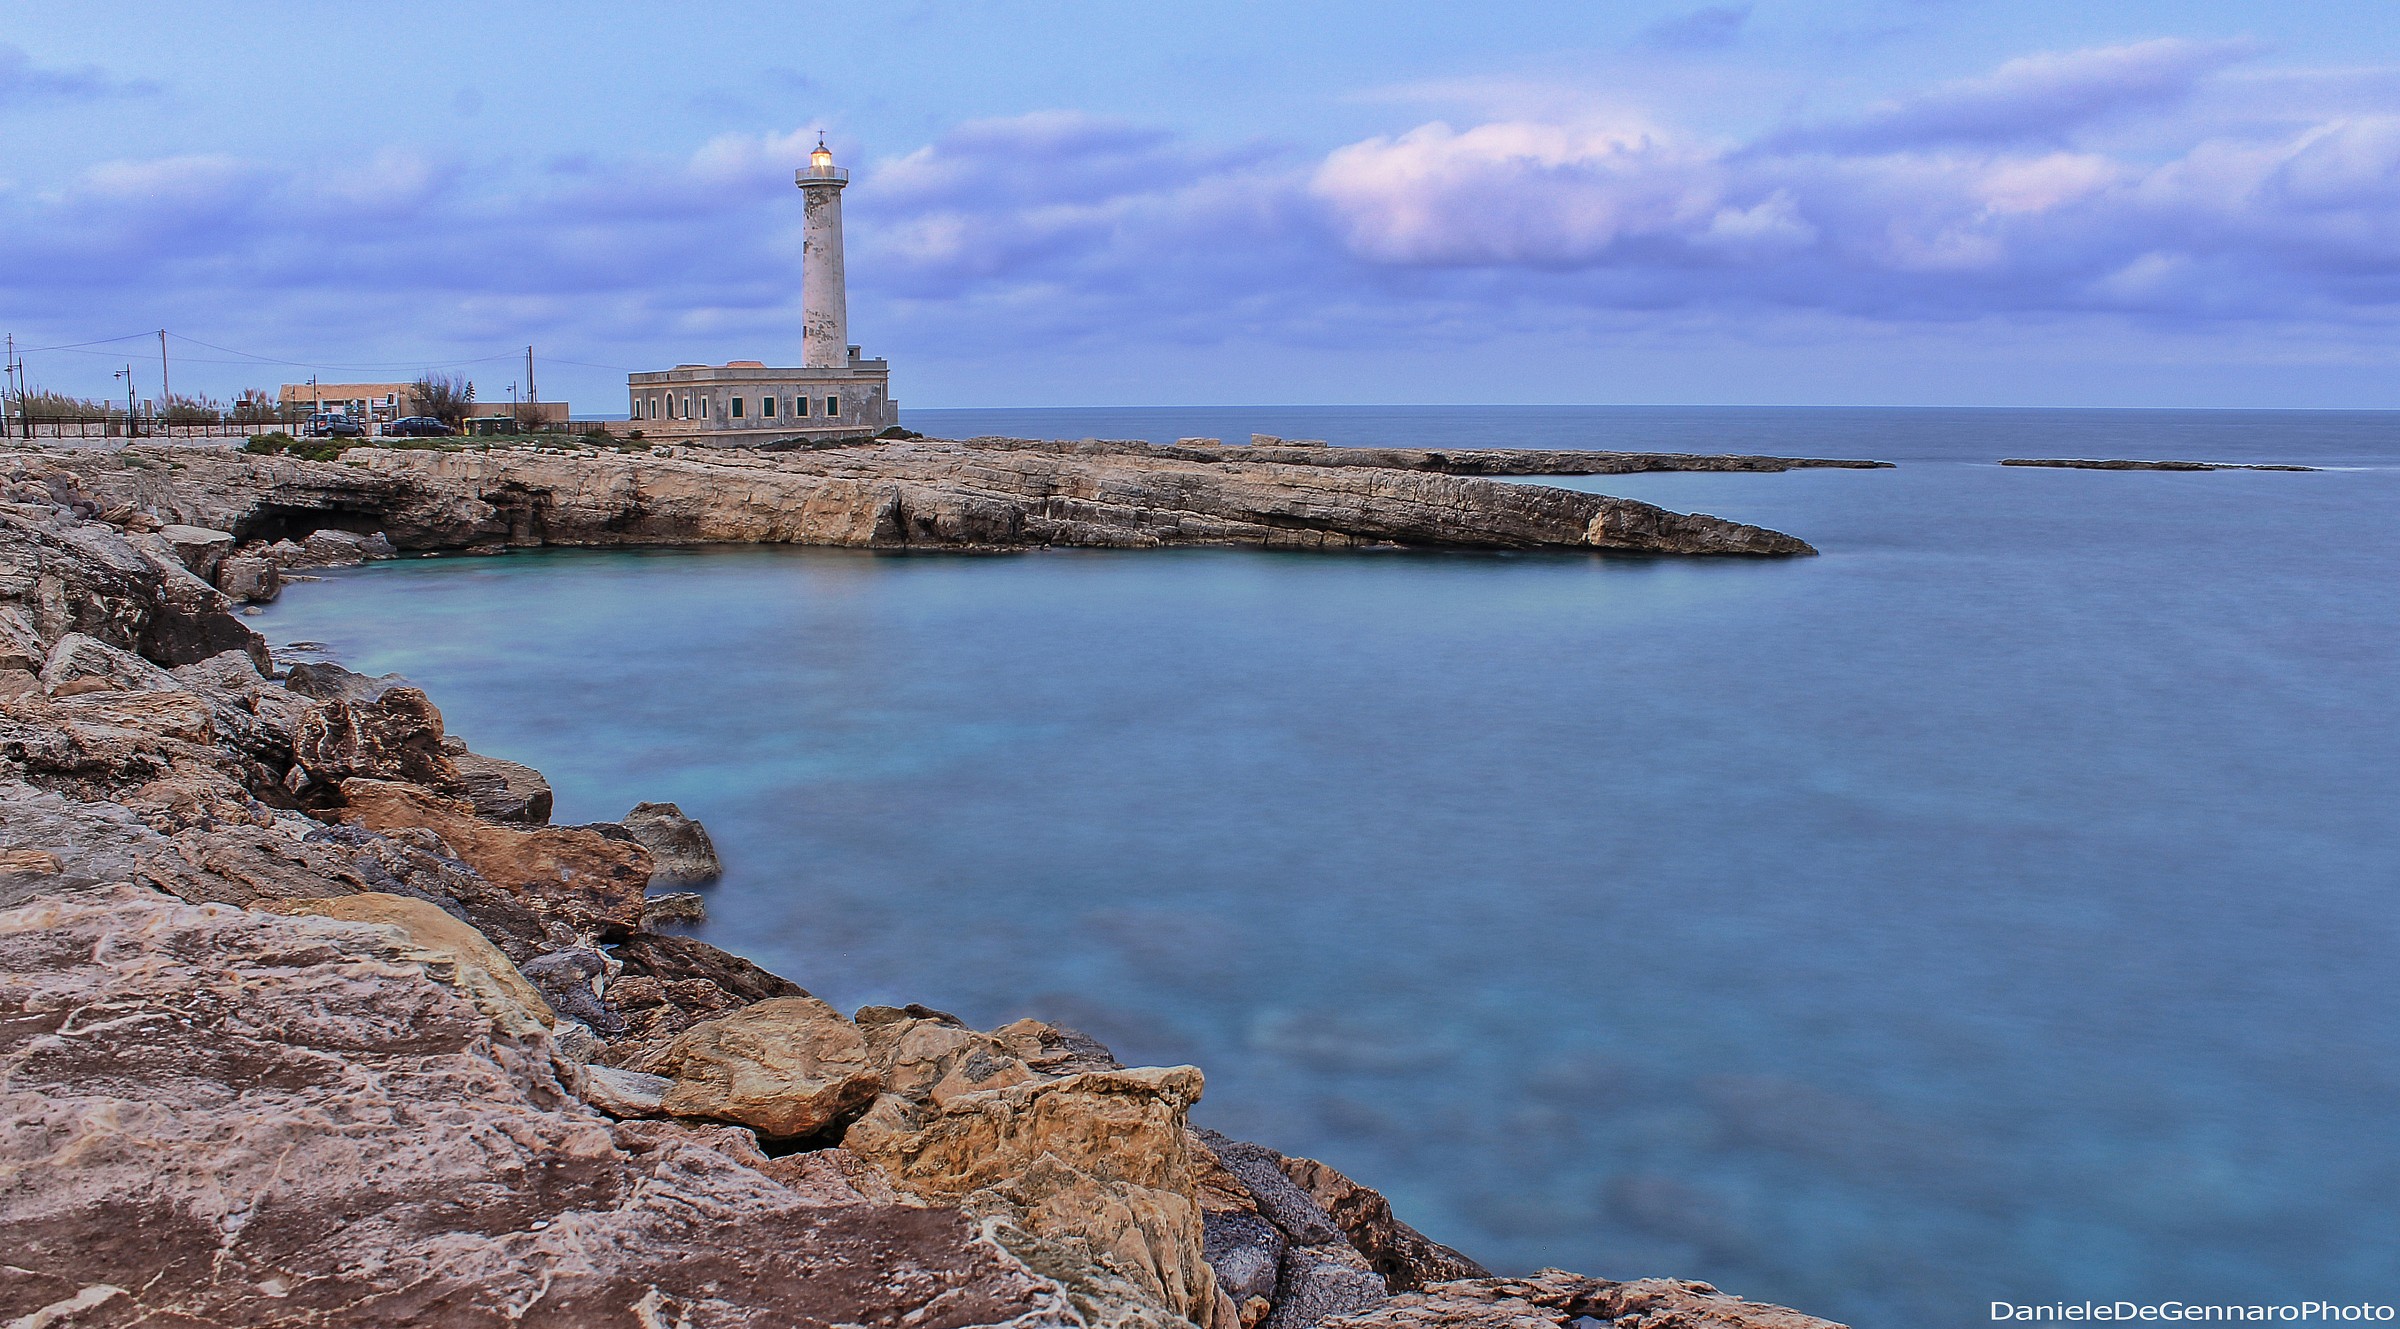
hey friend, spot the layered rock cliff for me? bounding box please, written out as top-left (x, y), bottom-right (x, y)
top-left (0, 449), bottom-right (1844, 1329)
top-left (42, 437), bottom-right (1817, 556)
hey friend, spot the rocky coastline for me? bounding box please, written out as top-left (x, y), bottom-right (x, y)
top-left (32, 436), bottom-right (1820, 557)
top-left (1999, 457), bottom-right (2319, 472)
top-left (1, 442), bottom-right (1845, 1328)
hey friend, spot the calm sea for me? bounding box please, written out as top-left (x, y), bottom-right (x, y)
top-left (257, 407), bottom-right (2400, 1326)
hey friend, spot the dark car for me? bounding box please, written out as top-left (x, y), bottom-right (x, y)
top-left (301, 414), bottom-right (365, 438)
top-left (386, 416), bottom-right (456, 437)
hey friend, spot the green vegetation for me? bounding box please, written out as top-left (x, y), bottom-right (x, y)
top-left (244, 432), bottom-right (351, 462)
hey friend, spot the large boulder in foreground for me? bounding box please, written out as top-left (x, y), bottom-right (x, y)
top-left (0, 885), bottom-right (1079, 1329)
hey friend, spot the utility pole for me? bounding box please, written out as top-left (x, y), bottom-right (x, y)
top-left (2, 334), bottom-right (14, 441)
top-left (157, 330), bottom-right (172, 439)
top-left (525, 345), bottom-right (536, 409)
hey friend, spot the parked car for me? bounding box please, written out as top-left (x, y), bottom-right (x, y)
top-left (301, 414), bottom-right (364, 438)
top-left (386, 416), bottom-right (456, 437)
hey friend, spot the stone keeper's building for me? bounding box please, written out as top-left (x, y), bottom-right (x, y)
top-left (627, 138), bottom-right (899, 443)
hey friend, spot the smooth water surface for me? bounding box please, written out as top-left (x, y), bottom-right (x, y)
top-left (257, 408), bottom-right (2400, 1326)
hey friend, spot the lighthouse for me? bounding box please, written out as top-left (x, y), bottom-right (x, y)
top-left (626, 134), bottom-right (897, 443)
top-left (798, 135), bottom-right (849, 370)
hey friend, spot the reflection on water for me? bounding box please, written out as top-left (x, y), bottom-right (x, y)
top-left (254, 408), bottom-right (2400, 1325)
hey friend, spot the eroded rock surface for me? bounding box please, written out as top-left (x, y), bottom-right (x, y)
top-left (1321, 1270), bottom-right (1848, 1329)
top-left (48, 438), bottom-right (1819, 556)
top-left (0, 886), bottom-right (1079, 1329)
top-left (624, 798), bottom-right (722, 882)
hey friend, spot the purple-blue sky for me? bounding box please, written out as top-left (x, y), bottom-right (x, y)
top-left (4, 1), bottom-right (2398, 409)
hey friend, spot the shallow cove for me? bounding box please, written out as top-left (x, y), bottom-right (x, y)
top-left (257, 417), bottom-right (2400, 1326)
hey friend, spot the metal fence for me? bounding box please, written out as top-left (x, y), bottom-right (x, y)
top-left (0, 415), bottom-right (295, 441)
top-left (3, 414), bottom-right (638, 444)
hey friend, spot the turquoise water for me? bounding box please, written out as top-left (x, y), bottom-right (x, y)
top-left (256, 408), bottom-right (2400, 1326)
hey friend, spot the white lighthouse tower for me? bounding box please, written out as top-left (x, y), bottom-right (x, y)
top-left (625, 134), bottom-right (897, 443)
top-left (797, 135), bottom-right (849, 370)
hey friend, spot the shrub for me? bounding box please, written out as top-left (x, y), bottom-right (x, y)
top-left (245, 432), bottom-right (349, 462)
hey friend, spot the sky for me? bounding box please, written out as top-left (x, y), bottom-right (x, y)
top-left (3, 1), bottom-right (2398, 411)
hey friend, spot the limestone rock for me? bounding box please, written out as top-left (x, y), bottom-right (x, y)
top-left (283, 659), bottom-right (408, 703)
top-left (519, 947), bottom-right (619, 1033)
top-left (455, 747), bottom-right (554, 823)
top-left (296, 821), bottom-right (557, 961)
top-left (622, 799), bottom-right (722, 883)
top-left (643, 890), bottom-right (706, 927)
top-left (49, 438), bottom-right (1818, 558)
top-left (1264, 1242), bottom-right (1390, 1329)
top-left (0, 491), bottom-right (264, 668)
top-left (300, 528), bottom-right (369, 565)
top-left (1321, 1271), bottom-right (1850, 1329)
top-left (37, 632), bottom-right (180, 696)
top-left (158, 523), bottom-right (235, 579)
top-left (258, 536), bottom-right (309, 565)
top-left (577, 1063), bottom-right (673, 1118)
top-left (844, 1064), bottom-right (1217, 1329)
top-left (646, 995), bottom-right (884, 1140)
top-left (855, 1003), bottom-right (1044, 1107)
top-left (993, 1016), bottom-right (1127, 1076)
top-left (1279, 1154), bottom-right (1490, 1291)
top-left (600, 930), bottom-right (812, 1062)
top-left (335, 778), bottom-right (654, 938)
top-left (0, 884), bottom-right (1079, 1329)
top-left (292, 685), bottom-right (465, 791)
top-left (214, 553), bottom-right (280, 602)
top-left (0, 606), bottom-right (44, 673)
top-left (615, 928), bottom-right (807, 1003)
top-left (263, 890), bottom-right (556, 1036)
top-left (1195, 1129), bottom-right (1410, 1327)
top-left (1203, 1209), bottom-right (1286, 1327)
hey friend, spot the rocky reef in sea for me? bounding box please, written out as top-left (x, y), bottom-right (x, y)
top-left (0, 443), bottom-right (1843, 1327)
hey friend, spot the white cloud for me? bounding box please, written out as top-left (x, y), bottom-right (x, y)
top-left (3, 41), bottom-right (2397, 403)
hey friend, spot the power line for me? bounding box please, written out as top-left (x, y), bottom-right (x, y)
top-left (16, 332), bottom-right (156, 353)
top-left (166, 332), bottom-right (526, 372)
